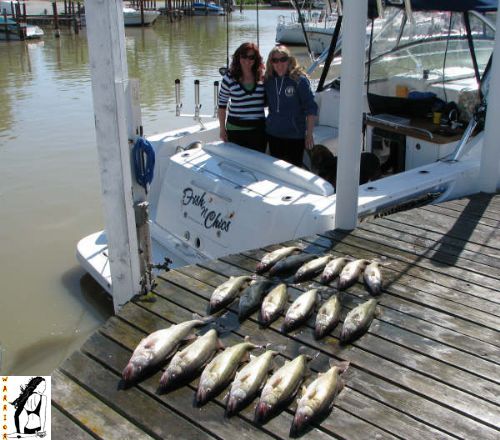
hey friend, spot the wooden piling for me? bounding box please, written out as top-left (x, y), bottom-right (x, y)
top-left (3, 10), bottom-right (9, 41)
top-left (52, 1), bottom-right (60, 37)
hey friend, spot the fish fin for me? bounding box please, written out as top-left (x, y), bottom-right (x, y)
top-left (242, 350), bottom-right (251, 363)
top-left (375, 307), bottom-right (382, 318)
top-left (182, 334), bottom-right (197, 342)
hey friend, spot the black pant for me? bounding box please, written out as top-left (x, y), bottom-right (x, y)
top-left (227, 128), bottom-right (267, 153)
top-left (267, 134), bottom-right (305, 167)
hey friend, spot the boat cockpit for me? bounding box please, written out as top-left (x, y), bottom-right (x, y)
top-left (310, 4), bottom-right (495, 184)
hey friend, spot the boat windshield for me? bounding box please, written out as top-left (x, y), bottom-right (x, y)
top-left (317, 8), bottom-right (496, 90)
top-left (369, 10), bottom-right (495, 83)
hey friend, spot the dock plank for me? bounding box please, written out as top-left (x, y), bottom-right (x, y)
top-left (52, 369), bottom-right (154, 439)
top-left (52, 406), bottom-right (96, 440)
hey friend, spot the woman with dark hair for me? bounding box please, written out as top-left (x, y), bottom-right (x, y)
top-left (218, 42), bottom-right (267, 152)
top-left (10, 377), bottom-right (47, 437)
top-left (264, 45), bottom-right (318, 167)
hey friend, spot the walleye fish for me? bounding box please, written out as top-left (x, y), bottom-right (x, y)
top-left (340, 298), bottom-right (378, 344)
top-left (338, 259), bottom-right (371, 290)
top-left (159, 329), bottom-right (222, 390)
top-left (256, 246), bottom-right (301, 274)
top-left (122, 317), bottom-right (211, 382)
top-left (320, 257), bottom-right (349, 284)
top-left (209, 275), bottom-right (252, 313)
top-left (255, 354), bottom-right (310, 423)
top-left (314, 294), bottom-right (342, 339)
top-left (260, 283), bottom-right (288, 327)
top-left (268, 254), bottom-right (316, 278)
top-left (282, 288), bottom-right (319, 332)
top-left (226, 350), bottom-right (278, 417)
top-left (363, 261), bottom-right (382, 296)
top-left (238, 280), bottom-right (275, 321)
top-left (196, 339), bottom-right (258, 405)
top-left (293, 255), bottom-right (333, 283)
top-left (291, 362), bottom-right (349, 436)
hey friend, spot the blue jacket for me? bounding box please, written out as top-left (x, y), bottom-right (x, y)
top-left (264, 74), bottom-right (318, 139)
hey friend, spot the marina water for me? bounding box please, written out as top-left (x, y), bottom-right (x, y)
top-left (0, 8), bottom-right (313, 375)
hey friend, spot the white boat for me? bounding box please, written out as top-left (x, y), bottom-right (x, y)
top-left (78, 2), bottom-right (500, 295)
top-left (276, 10), bottom-right (336, 45)
top-left (123, 6), bottom-right (160, 26)
top-left (0, 16), bottom-right (43, 40)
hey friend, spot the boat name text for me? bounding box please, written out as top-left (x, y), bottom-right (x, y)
top-left (182, 188), bottom-right (231, 232)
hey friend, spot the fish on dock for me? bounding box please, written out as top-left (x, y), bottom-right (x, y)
top-left (293, 255), bottom-right (333, 283)
top-left (238, 279), bottom-right (275, 321)
top-left (209, 275), bottom-right (252, 313)
top-left (259, 283), bottom-right (288, 327)
top-left (340, 298), bottom-right (378, 344)
top-left (256, 246), bottom-right (301, 274)
top-left (255, 354), bottom-right (310, 423)
top-left (338, 259), bottom-right (371, 290)
top-left (268, 254), bottom-right (316, 278)
top-left (320, 257), bottom-right (349, 284)
top-left (226, 350), bottom-right (278, 417)
top-left (122, 317), bottom-right (212, 383)
top-left (314, 293), bottom-right (342, 339)
top-left (363, 261), bottom-right (382, 295)
top-left (291, 361), bottom-right (349, 436)
top-left (159, 329), bottom-right (223, 390)
top-left (196, 339), bottom-right (259, 406)
top-left (282, 288), bottom-right (319, 332)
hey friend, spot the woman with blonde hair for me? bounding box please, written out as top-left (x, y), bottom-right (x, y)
top-left (264, 45), bottom-right (317, 166)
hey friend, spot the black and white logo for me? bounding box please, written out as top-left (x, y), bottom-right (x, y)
top-left (2, 376), bottom-right (51, 439)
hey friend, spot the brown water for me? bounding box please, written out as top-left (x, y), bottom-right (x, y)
top-left (0, 7), bottom-right (317, 375)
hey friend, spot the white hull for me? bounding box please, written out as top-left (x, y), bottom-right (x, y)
top-left (123, 8), bottom-right (160, 26)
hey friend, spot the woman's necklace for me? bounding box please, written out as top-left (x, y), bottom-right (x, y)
top-left (275, 76), bottom-right (285, 113)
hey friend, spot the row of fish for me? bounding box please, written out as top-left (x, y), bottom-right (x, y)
top-left (209, 275), bottom-right (378, 343)
top-left (123, 318), bottom-right (348, 435)
top-left (255, 246), bottom-right (383, 295)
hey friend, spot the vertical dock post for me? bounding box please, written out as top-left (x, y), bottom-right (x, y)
top-left (480, 8), bottom-right (500, 193)
top-left (3, 11), bottom-right (9, 41)
top-left (334, 0), bottom-right (368, 230)
top-left (84, 0), bottom-right (142, 311)
top-left (52, 2), bottom-right (60, 37)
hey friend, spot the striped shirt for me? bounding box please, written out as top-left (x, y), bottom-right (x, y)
top-left (218, 74), bottom-right (265, 124)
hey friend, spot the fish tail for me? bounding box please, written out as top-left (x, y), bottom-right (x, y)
top-left (196, 387), bottom-right (209, 406)
top-left (314, 324), bottom-right (326, 340)
top-left (255, 402), bottom-right (272, 423)
top-left (225, 396), bottom-right (239, 418)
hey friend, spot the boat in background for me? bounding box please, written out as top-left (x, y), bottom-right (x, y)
top-left (123, 6), bottom-right (160, 26)
top-left (276, 10), bottom-right (337, 45)
top-left (0, 16), bottom-right (43, 40)
top-left (192, 2), bottom-right (226, 16)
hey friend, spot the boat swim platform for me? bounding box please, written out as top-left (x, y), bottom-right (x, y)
top-left (51, 192), bottom-right (500, 440)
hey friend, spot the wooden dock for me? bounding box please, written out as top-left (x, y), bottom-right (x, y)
top-left (51, 192), bottom-right (500, 439)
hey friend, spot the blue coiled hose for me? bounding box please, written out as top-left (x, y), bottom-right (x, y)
top-left (132, 137), bottom-right (155, 191)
